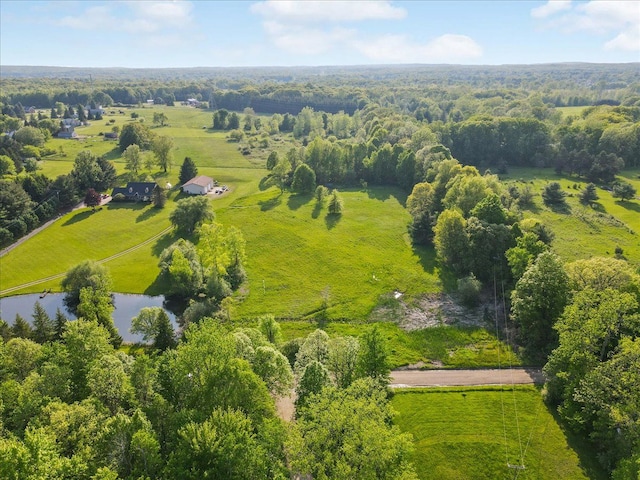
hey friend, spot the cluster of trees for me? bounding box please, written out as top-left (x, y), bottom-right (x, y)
top-left (158, 197), bottom-right (248, 322)
top-left (510, 256), bottom-right (640, 478)
top-left (0, 299), bottom-right (416, 479)
top-left (119, 122), bottom-right (174, 173)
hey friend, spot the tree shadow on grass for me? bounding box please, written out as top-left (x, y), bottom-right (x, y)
top-left (325, 213), bottom-right (341, 230)
top-left (151, 230), bottom-right (179, 257)
top-left (546, 406), bottom-right (609, 480)
top-left (103, 147), bottom-right (122, 161)
top-left (136, 206), bottom-right (162, 223)
top-left (437, 266), bottom-right (458, 294)
top-left (365, 186), bottom-right (408, 206)
top-left (547, 202), bottom-right (572, 215)
top-left (311, 202), bottom-right (323, 219)
top-left (412, 244), bottom-right (437, 274)
top-left (259, 194), bottom-right (282, 211)
top-left (62, 209), bottom-right (93, 226)
top-left (616, 200), bottom-right (640, 213)
top-left (287, 193), bottom-right (312, 211)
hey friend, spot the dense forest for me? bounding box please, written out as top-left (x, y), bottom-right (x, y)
top-left (1, 63), bottom-right (639, 479)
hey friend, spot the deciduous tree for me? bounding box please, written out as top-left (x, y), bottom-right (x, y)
top-left (169, 196), bottom-right (214, 235)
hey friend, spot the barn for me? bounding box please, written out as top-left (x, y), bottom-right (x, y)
top-left (182, 175), bottom-right (214, 195)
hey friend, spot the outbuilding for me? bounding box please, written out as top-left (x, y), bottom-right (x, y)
top-left (182, 175), bottom-right (215, 195)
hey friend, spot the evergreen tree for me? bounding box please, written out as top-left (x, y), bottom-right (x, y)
top-left (32, 301), bottom-right (54, 343)
top-left (154, 310), bottom-right (176, 351)
top-left (579, 183), bottom-right (599, 205)
top-left (53, 308), bottom-right (68, 340)
top-left (179, 157), bottom-right (198, 185)
top-left (12, 314), bottom-right (32, 339)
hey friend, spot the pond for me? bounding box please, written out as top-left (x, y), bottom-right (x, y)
top-left (0, 293), bottom-right (178, 343)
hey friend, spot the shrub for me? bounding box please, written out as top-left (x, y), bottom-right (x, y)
top-left (112, 193), bottom-right (126, 202)
top-left (457, 274), bottom-right (482, 308)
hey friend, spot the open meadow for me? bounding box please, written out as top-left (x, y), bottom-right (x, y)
top-left (392, 386), bottom-right (607, 480)
top-left (502, 167), bottom-right (640, 265)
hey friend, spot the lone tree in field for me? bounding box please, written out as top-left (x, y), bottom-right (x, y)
top-left (84, 188), bottom-right (101, 210)
top-left (153, 112), bottom-right (168, 127)
top-left (179, 157), bottom-right (198, 185)
top-left (542, 182), bottom-right (567, 208)
top-left (170, 196), bottom-right (214, 235)
top-left (579, 183), bottom-right (599, 205)
top-left (612, 181), bottom-right (637, 201)
top-left (328, 190), bottom-right (343, 214)
top-left (152, 136), bottom-right (174, 172)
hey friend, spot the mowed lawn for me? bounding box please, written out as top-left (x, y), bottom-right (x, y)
top-left (392, 387), bottom-right (606, 480)
top-left (0, 202), bottom-right (173, 295)
top-left (503, 167), bottom-right (640, 266)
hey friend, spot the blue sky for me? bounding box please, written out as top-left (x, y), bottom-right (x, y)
top-left (1, 1), bottom-right (638, 67)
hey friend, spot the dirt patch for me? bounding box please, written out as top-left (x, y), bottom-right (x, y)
top-left (275, 389), bottom-right (296, 422)
top-left (371, 292), bottom-right (504, 331)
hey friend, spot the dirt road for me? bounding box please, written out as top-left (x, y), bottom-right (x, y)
top-left (390, 368), bottom-right (544, 388)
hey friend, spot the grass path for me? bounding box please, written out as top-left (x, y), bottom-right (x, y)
top-left (0, 225), bottom-right (172, 296)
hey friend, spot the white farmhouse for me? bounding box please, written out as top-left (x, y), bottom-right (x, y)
top-left (182, 175), bottom-right (214, 195)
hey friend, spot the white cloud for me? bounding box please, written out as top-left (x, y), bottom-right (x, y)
top-left (250, 0), bottom-right (406, 23)
top-left (530, 1), bottom-right (572, 19)
top-left (55, 1), bottom-right (194, 34)
top-left (353, 34), bottom-right (483, 63)
top-left (263, 21), bottom-right (356, 55)
top-left (58, 6), bottom-right (111, 30)
top-left (251, 0), bottom-right (482, 63)
top-left (532, 1), bottom-right (640, 52)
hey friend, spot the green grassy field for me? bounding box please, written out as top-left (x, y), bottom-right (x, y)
top-left (555, 106), bottom-right (590, 117)
top-left (392, 387), bottom-right (606, 480)
top-left (503, 167), bottom-right (640, 266)
top-left (5, 107), bottom-right (638, 324)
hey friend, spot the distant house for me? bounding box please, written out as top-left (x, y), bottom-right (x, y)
top-left (182, 175), bottom-right (214, 195)
top-left (112, 182), bottom-right (157, 202)
top-left (104, 132), bottom-right (118, 140)
top-left (58, 125), bottom-right (78, 139)
top-left (185, 98), bottom-right (201, 107)
top-left (25, 106), bottom-right (36, 114)
top-left (85, 105), bottom-right (105, 116)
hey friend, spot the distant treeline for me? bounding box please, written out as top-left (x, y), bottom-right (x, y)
top-left (1, 63), bottom-right (639, 116)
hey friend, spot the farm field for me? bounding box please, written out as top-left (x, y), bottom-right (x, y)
top-left (392, 387), bottom-right (606, 480)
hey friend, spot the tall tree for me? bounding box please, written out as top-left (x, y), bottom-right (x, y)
top-left (291, 163), bottom-right (316, 193)
top-left (32, 301), bottom-right (54, 344)
top-left (123, 144), bottom-right (142, 175)
top-left (152, 136), bottom-right (173, 172)
top-left (434, 208), bottom-right (470, 276)
top-left (179, 157), bottom-right (198, 185)
top-left (511, 251), bottom-right (570, 358)
top-left (357, 325), bottom-right (390, 385)
top-left (169, 196), bottom-right (214, 235)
